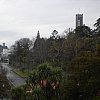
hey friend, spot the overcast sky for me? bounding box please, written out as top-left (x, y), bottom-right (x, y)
top-left (0, 0), bottom-right (100, 47)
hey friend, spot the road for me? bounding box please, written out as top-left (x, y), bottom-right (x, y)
top-left (1, 63), bottom-right (26, 87)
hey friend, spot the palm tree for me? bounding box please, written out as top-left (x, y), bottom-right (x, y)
top-left (32, 85), bottom-right (46, 100)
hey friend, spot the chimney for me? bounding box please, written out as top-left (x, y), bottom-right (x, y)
top-left (3, 43), bottom-right (5, 47)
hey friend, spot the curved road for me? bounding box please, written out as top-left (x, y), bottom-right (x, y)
top-left (1, 63), bottom-right (26, 87)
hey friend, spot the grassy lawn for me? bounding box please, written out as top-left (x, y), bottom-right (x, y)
top-left (14, 70), bottom-right (29, 78)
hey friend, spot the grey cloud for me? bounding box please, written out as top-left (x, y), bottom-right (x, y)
top-left (0, 0), bottom-right (100, 46)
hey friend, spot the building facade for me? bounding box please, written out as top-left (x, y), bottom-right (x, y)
top-left (0, 43), bottom-right (9, 63)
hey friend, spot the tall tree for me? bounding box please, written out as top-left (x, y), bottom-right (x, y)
top-left (75, 26), bottom-right (92, 37)
top-left (94, 18), bottom-right (100, 36)
top-left (67, 46), bottom-right (100, 100)
top-left (32, 31), bottom-right (47, 66)
top-left (10, 38), bottom-right (32, 69)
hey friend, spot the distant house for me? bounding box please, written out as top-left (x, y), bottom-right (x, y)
top-left (0, 45), bottom-right (3, 54)
top-left (0, 43), bottom-right (8, 54)
top-left (0, 43), bottom-right (9, 62)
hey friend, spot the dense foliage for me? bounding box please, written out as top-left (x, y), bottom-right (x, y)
top-left (11, 63), bottom-right (63, 100)
top-left (0, 73), bottom-right (11, 99)
top-left (10, 18), bottom-right (100, 100)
